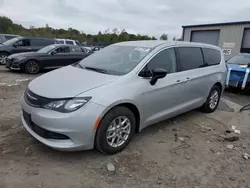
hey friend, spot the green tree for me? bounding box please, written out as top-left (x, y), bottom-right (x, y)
top-left (160, 33), bottom-right (168, 40)
top-left (0, 16), bottom-right (158, 45)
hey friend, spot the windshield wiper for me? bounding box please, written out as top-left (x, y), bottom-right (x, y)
top-left (72, 62), bottom-right (84, 69)
top-left (84, 66), bottom-right (109, 74)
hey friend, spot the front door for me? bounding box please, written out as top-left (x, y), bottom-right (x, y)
top-left (12, 39), bottom-right (32, 54)
top-left (42, 46), bottom-right (71, 69)
top-left (138, 48), bottom-right (192, 127)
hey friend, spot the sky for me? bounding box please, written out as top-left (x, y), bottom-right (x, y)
top-left (0, 0), bottom-right (249, 39)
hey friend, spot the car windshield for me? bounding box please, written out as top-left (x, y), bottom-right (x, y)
top-left (228, 55), bottom-right (250, 65)
top-left (37, 45), bottom-right (56, 53)
top-left (2, 37), bottom-right (20, 45)
top-left (78, 45), bottom-right (152, 75)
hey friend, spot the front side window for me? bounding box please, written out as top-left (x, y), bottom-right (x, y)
top-left (71, 46), bottom-right (83, 52)
top-left (55, 46), bottom-right (70, 53)
top-left (37, 45), bottom-right (56, 53)
top-left (177, 47), bottom-right (204, 71)
top-left (139, 48), bottom-right (177, 77)
top-left (15, 39), bottom-right (31, 47)
top-left (203, 48), bottom-right (221, 66)
top-left (57, 40), bottom-right (64, 44)
top-left (66, 40), bottom-right (74, 45)
top-left (79, 45), bottom-right (152, 75)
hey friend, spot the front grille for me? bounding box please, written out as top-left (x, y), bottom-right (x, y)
top-left (5, 58), bottom-right (11, 67)
top-left (23, 110), bottom-right (69, 140)
top-left (24, 89), bottom-right (52, 107)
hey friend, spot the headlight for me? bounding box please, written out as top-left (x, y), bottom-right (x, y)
top-left (43, 97), bottom-right (91, 113)
top-left (16, 56), bottom-right (26, 61)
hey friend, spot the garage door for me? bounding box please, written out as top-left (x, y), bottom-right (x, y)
top-left (191, 30), bottom-right (220, 46)
top-left (242, 29), bottom-right (250, 49)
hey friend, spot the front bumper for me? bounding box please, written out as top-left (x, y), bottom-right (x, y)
top-left (5, 58), bottom-right (25, 71)
top-left (21, 96), bottom-right (106, 151)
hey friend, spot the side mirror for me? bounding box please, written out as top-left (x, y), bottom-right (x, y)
top-left (150, 68), bottom-right (167, 85)
top-left (13, 44), bottom-right (17, 48)
top-left (51, 51), bottom-right (57, 55)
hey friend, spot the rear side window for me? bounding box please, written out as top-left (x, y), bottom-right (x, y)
top-left (177, 47), bottom-right (204, 71)
top-left (202, 48), bottom-right (221, 65)
top-left (31, 39), bottom-right (54, 46)
top-left (66, 40), bottom-right (74, 45)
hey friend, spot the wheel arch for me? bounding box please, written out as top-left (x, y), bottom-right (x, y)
top-left (0, 51), bottom-right (10, 55)
top-left (214, 82), bottom-right (223, 92)
top-left (100, 101), bottom-right (142, 133)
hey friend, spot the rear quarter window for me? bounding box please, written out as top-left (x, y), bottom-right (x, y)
top-left (202, 48), bottom-right (221, 65)
top-left (177, 47), bottom-right (204, 71)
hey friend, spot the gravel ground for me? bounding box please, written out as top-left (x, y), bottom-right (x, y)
top-left (0, 67), bottom-right (250, 188)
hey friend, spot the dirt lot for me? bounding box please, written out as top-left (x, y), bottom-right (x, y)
top-left (0, 66), bottom-right (250, 188)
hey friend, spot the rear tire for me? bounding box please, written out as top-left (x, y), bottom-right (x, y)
top-left (0, 52), bottom-right (9, 65)
top-left (201, 85), bottom-right (221, 113)
top-left (25, 60), bottom-right (40, 74)
top-left (95, 106), bottom-right (136, 154)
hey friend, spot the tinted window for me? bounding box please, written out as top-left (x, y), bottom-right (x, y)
top-left (178, 47), bottom-right (204, 71)
top-left (203, 48), bottom-right (221, 65)
top-left (57, 40), bottom-right (64, 44)
top-left (141, 48), bottom-right (176, 75)
top-left (15, 39), bottom-right (31, 47)
top-left (55, 46), bottom-right (70, 53)
top-left (31, 39), bottom-right (54, 46)
top-left (71, 46), bottom-right (83, 52)
top-left (66, 40), bottom-right (74, 45)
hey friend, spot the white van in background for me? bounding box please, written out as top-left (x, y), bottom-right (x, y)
top-left (55, 39), bottom-right (81, 46)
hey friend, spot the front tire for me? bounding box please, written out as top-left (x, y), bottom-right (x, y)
top-left (201, 85), bottom-right (221, 113)
top-left (25, 60), bottom-right (40, 74)
top-left (0, 52), bottom-right (9, 65)
top-left (95, 106), bottom-right (136, 154)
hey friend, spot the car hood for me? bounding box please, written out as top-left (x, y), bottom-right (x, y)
top-left (9, 52), bottom-right (43, 58)
top-left (28, 66), bottom-right (118, 98)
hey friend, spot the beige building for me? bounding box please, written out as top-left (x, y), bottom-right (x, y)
top-left (182, 21), bottom-right (250, 60)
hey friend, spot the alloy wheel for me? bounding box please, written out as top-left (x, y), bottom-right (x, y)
top-left (209, 90), bottom-right (219, 109)
top-left (106, 116), bottom-right (131, 148)
top-left (0, 54), bottom-right (7, 65)
top-left (26, 61), bottom-right (39, 74)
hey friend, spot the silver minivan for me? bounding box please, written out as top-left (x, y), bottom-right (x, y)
top-left (21, 41), bottom-right (227, 154)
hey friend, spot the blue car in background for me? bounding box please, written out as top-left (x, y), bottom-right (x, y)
top-left (226, 53), bottom-right (250, 90)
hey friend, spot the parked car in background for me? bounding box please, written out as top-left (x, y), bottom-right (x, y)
top-left (55, 39), bottom-right (81, 45)
top-left (0, 34), bottom-right (19, 44)
top-left (0, 36), bottom-right (57, 65)
top-left (6, 44), bottom-right (90, 74)
top-left (21, 41), bottom-right (227, 154)
top-left (226, 53), bottom-right (250, 90)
